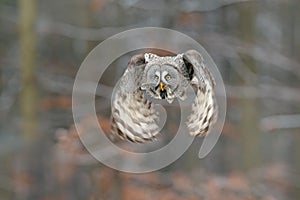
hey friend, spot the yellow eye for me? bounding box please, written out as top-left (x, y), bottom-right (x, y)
top-left (165, 75), bottom-right (171, 81)
top-left (154, 75), bottom-right (159, 80)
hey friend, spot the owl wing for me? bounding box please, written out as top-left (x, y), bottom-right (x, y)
top-left (183, 50), bottom-right (218, 136)
top-left (110, 54), bottom-right (160, 143)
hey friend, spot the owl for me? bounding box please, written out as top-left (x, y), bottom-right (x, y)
top-left (110, 50), bottom-right (217, 143)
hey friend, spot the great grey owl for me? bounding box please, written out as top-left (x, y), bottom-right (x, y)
top-left (110, 50), bottom-right (217, 143)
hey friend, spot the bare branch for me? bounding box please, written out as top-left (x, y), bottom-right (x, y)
top-left (260, 114), bottom-right (300, 131)
top-left (226, 84), bottom-right (300, 102)
top-left (37, 17), bottom-right (136, 41)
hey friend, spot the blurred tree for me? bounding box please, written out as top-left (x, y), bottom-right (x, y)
top-left (238, 2), bottom-right (260, 170)
top-left (19, 0), bottom-right (37, 140)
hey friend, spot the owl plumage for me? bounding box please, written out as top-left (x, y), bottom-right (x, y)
top-left (110, 50), bottom-right (217, 143)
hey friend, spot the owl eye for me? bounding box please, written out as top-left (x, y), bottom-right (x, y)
top-left (165, 74), bottom-right (171, 81)
top-left (154, 75), bottom-right (159, 81)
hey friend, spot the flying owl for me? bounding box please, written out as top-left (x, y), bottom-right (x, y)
top-left (110, 50), bottom-right (217, 143)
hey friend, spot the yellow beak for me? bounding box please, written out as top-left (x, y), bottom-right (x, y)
top-left (159, 82), bottom-right (166, 91)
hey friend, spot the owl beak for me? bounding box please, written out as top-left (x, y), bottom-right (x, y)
top-left (159, 82), bottom-right (166, 91)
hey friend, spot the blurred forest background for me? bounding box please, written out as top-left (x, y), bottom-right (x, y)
top-left (1, 0), bottom-right (300, 199)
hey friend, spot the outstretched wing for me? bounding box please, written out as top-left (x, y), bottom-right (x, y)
top-left (110, 54), bottom-right (160, 143)
top-left (183, 50), bottom-right (218, 136)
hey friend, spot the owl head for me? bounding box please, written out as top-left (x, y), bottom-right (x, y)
top-left (140, 53), bottom-right (189, 103)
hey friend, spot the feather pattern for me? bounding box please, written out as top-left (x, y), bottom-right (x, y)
top-left (110, 54), bottom-right (160, 142)
top-left (111, 90), bottom-right (159, 142)
top-left (110, 50), bottom-right (218, 143)
top-left (183, 50), bottom-right (218, 136)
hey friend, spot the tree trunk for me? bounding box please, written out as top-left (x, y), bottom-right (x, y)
top-left (238, 2), bottom-right (260, 171)
top-left (19, 0), bottom-right (38, 140)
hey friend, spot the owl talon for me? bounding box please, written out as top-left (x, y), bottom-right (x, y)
top-left (166, 98), bottom-right (174, 104)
